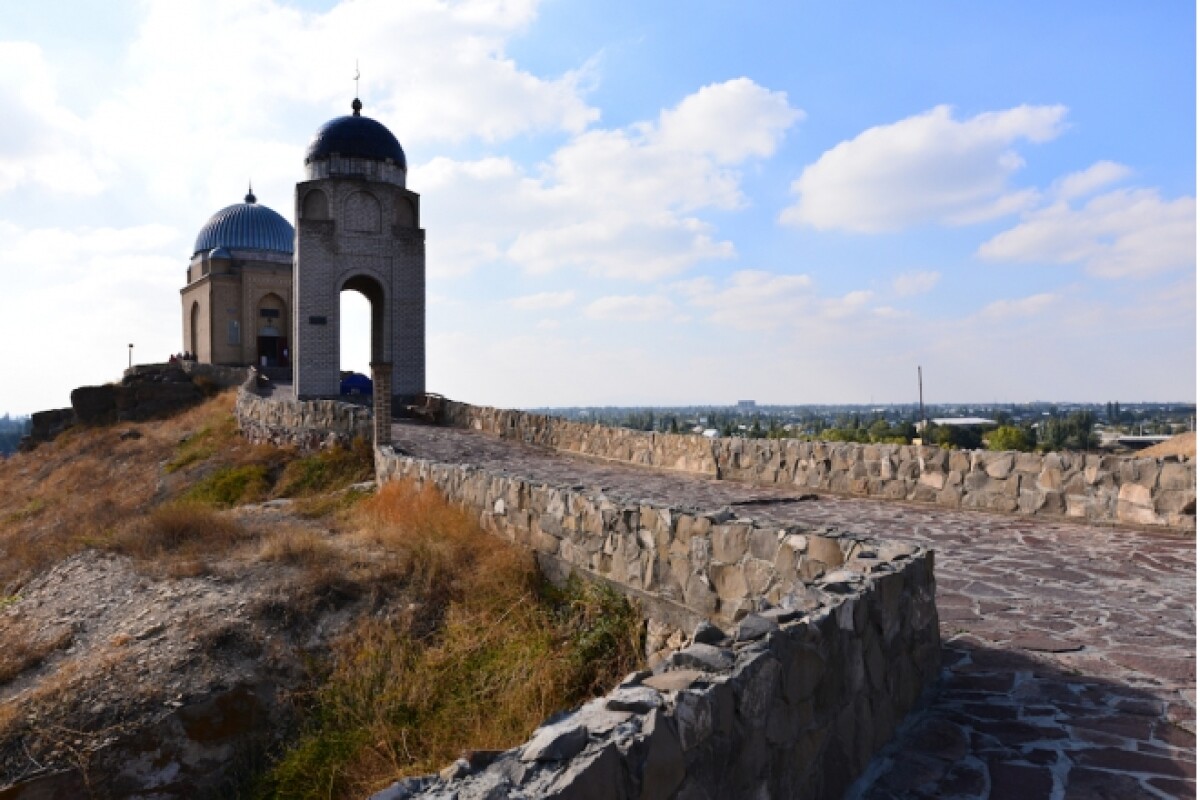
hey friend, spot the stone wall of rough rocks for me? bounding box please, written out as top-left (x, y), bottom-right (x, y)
top-left (372, 446), bottom-right (939, 800)
top-left (236, 382), bottom-right (372, 450)
top-left (440, 400), bottom-right (1195, 529)
top-left (439, 399), bottom-right (719, 476)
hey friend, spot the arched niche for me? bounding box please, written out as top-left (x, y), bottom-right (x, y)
top-left (344, 191), bottom-right (381, 233)
top-left (396, 196), bottom-right (417, 228)
top-left (189, 300), bottom-right (200, 356)
top-left (302, 188), bottom-right (330, 220)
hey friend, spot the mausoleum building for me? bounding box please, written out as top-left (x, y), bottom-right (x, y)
top-left (181, 97), bottom-right (425, 401)
top-left (180, 189), bottom-right (295, 368)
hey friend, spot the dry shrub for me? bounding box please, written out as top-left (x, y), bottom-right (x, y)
top-left (258, 480), bottom-right (644, 799)
top-left (0, 623), bottom-right (73, 685)
top-left (258, 526), bottom-right (340, 567)
top-left (108, 504), bottom-right (250, 561)
top-left (353, 481), bottom-right (491, 599)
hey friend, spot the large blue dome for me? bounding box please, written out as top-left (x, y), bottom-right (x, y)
top-left (305, 99), bottom-right (406, 168)
top-left (193, 193), bottom-right (294, 256)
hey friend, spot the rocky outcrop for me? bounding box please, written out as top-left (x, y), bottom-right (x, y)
top-left (441, 401), bottom-right (1196, 529)
top-left (21, 365), bottom-right (210, 450)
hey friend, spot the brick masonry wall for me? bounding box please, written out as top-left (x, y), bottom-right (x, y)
top-left (372, 445), bottom-right (940, 800)
top-left (441, 400), bottom-right (1195, 529)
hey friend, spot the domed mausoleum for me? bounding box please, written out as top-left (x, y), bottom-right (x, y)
top-left (180, 96), bottom-right (425, 402)
top-left (180, 189), bottom-right (295, 368)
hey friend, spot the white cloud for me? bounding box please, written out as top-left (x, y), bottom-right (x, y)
top-left (1052, 160), bottom-right (1132, 201)
top-left (780, 104), bottom-right (1067, 232)
top-left (0, 223), bottom-right (185, 412)
top-left (821, 290), bottom-right (874, 319)
top-left (977, 188), bottom-right (1196, 278)
top-left (418, 78), bottom-right (800, 280)
top-left (510, 290), bottom-right (576, 310)
top-left (656, 78), bottom-right (802, 164)
top-left (584, 294), bottom-right (677, 321)
top-left (978, 292), bottom-right (1057, 320)
top-left (675, 270), bottom-right (816, 330)
top-left (0, 43), bottom-right (104, 195)
top-left (891, 270), bottom-right (940, 297)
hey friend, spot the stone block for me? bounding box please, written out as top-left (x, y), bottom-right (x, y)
top-left (1159, 462), bottom-right (1194, 491)
top-left (711, 523), bottom-right (750, 563)
top-left (984, 453), bottom-right (1014, 479)
top-left (748, 528), bottom-right (779, 561)
top-left (709, 564), bottom-right (748, 603)
top-left (806, 535), bottom-right (845, 568)
top-left (1155, 489), bottom-right (1195, 516)
top-left (638, 710), bottom-right (685, 800)
top-left (918, 471), bottom-right (945, 490)
top-left (1117, 500), bottom-right (1160, 526)
top-left (1118, 482), bottom-right (1153, 508)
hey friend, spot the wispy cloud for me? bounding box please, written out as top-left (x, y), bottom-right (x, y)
top-left (978, 188), bottom-right (1195, 278)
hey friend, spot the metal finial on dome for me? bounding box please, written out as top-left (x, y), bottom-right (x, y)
top-left (245, 181), bottom-right (256, 204)
top-left (352, 61), bottom-right (362, 116)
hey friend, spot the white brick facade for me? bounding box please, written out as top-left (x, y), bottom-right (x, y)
top-left (293, 177), bottom-right (425, 400)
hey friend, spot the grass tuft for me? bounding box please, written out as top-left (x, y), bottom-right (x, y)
top-left (107, 503), bottom-right (250, 560)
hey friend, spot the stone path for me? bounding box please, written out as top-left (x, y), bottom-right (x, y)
top-left (391, 422), bottom-right (1196, 799)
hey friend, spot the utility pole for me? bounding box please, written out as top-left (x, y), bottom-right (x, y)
top-left (128, 343), bottom-right (134, 369)
top-left (917, 365), bottom-right (926, 444)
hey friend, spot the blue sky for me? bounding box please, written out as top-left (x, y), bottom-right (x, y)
top-left (0, 0), bottom-right (1194, 413)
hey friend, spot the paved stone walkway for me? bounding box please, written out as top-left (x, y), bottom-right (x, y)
top-left (392, 422), bottom-right (1196, 799)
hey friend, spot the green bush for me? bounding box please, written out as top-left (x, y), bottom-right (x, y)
top-left (987, 425), bottom-right (1034, 452)
top-left (182, 464), bottom-right (270, 507)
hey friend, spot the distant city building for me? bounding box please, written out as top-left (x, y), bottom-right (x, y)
top-left (737, 400), bottom-right (756, 410)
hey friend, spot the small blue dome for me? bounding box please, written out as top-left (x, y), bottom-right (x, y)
top-left (193, 195), bottom-right (294, 256)
top-left (208, 247), bottom-right (232, 260)
top-left (305, 99), bottom-right (406, 168)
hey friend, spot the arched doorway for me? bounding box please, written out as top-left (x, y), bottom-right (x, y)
top-left (338, 275), bottom-right (385, 397)
top-left (256, 293), bottom-right (288, 367)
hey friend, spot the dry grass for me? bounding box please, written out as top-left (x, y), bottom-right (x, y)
top-left (0, 622), bottom-right (73, 685)
top-left (107, 503), bottom-right (251, 561)
top-left (0, 391), bottom-right (372, 592)
top-left (0, 392), bottom-right (254, 590)
top-left (258, 526), bottom-right (341, 567)
top-left (257, 480), bottom-right (644, 799)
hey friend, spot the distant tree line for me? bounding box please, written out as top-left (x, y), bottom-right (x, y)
top-left (547, 401), bottom-right (1187, 452)
top-left (0, 414), bottom-right (31, 455)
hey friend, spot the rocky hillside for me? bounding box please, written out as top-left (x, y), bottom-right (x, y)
top-left (0, 393), bottom-right (642, 799)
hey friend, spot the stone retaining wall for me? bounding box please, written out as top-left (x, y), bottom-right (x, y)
top-left (440, 400), bottom-right (718, 476)
top-left (441, 400), bottom-right (1195, 529)
top-left (236, 382), bottom-right (371, 450)
top-left (372, 446), bottom-right (940, 800)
